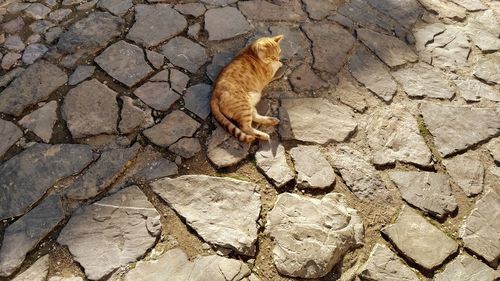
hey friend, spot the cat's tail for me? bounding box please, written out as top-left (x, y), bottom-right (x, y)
top-left (210, 97), bottom-right (256, 143)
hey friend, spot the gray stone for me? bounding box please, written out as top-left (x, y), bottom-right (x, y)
top-left (418, 0), bottom-right (466, 20)
top-left (62, 0), bottom-right (86, 5)
top-left (184, 83), bottom-right (212, 119)
top-left (357, 28), bottom-right (417, 68)
top-left (11, 255), bottom-right (48, 281)
top-left (187, 23), bottom-right (201, 38)
top-left (127, 4), bottom-right (187, 48)
top-left (29, 20), bottom-right (54, 34)
top-left (431, 26), bottom-right (470, 71)
top-left (269, 24), bottom-right (310, 60)
top-left (0, 196), bottom-right (64, 277)
top-left (0, 120), bottom-right (22, 158)
top-left (24, 3), bottom-right (51, 19)
top-left (62, 79), bottom-right (119, 138)
top-left (359, 244), bottom-right (419, 281)
top-left (0, 61), bottom-right (67, 116)
top-left (57, 12), bottom-right (124, 54)
top-left (290, 145), bottom-right (335, 189)
top-left (134, 82), bottom-right (179, 111)
top-left (1, 52), bottom-right (21, 70)
top-left (18, 101), bottom-right (57, 143)
top-left (4, 35), bottom-right (25, 52)
top-left (336, 78), bottom-right (368, 113)
top-left (201, 0), bottom-right (238, 5)
top-left (349, 47), bottom-right (397, 102)
top-left (451, 0), bottom-right (487, 11)
top-left (134, 156), bottom-right (178, 182)
top-left (392, 63), bottom-right (454, 99)
top-left (145, 50), bottom-right (164, 69)
top-left (455, 79), bottom-right (500, 102)
top-left (119, 96), bottom-right (154, 134)
top-left (420, 103), bottom-right (500, 157)
top-left (26, 34), bottom-right (41, 44)
top-left (58, 186), bottom-right (161, 280)
top-left (302, 22), bottom-right (354, 75)
top-left (487, 138), bottom-right (500, 163)
top-left (474, 54), bottom-right (500, 84)
top-left (21, 44), bottom-right (48, 65)
top-left (2, 17), bottom-right (25, 34)
top-left (170, 68), bottom-right (189, 93)
top-left (48, 277), bottom-right (84, 281)
top-left (207, 52), bottom-right (234, 82)
top-left (414, 23), bottom-right (446, 52)
top-left (76, 0), bottom-right (97, 10)
top-left (279, 98), bottom-right (357, 144)
top-left (207, 123), bottom-right (250, 168)
top-left (434, 254), bottom-right (499, 281)
top-left (68, 65), bottom-right (95, 85)
top-left (6, 3), bottom-right (31, 14)
top-left (366, 105), bottom-right (432, 167)
top-left (381, 206), bottom-right (458, 270)
top-left (95, 40), bottom-right (153, 87)
top-left (464, 20), bottom-right (500, 53)
top-left (174, 3), bottom-right (205, 17)
top-left (303, 0), bottom-right (336, 20)
top-left (149, 69), bottom-right (169, 82)
top-left (267, 193), bottom-right (363, 278)
top-left (0, 144), bottom-right (93, 220)
top-left (205, 7), bottom-right (252, 41)
top-left (161, 37), bottom-right (208, 73)
top-left (289, 64), bottom-right (328, 92)
top-left (443, 152), bottom-right (484, 196)
top-left (255, 140), bottom-right (294, 188)
top-left (169, 138), bottom-right (201, 159)
top-left (459, 191), bottom-right (500, 266)
top-left (151, 175), bottom-right (260, 256)
top-left (44, 27), bottom-right (63, 44)
top-left (0, 68), bottom-right (24, 88)
top-left (238, 0), bottom-right (306, 22)
top-left (97, 0), bottom-right (132, 16)
top-left (124, 248), bottom-right (252, 281)
top-left (49, 9), bottom-right (72, 22)
top-left (389, 171), bottom-right (457, 218)
top-left (66, 144), bottom-right (140, 200)
top-left (143, 110), bottom-right (200, 147)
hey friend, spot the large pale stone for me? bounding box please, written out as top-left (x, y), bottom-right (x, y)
top-left (290, 145), bottom-right (335, 189)
top-left (255, 141), bottom-right (294, 188)
top-left (392, 63), bottom-right (455, 99)
top-left (205, 7), bottom-right (252, 41)
top-left (134, 82), bottom-right (179, 111)
top-left (143, 110), bottom-right (199, 147)
top-left (474, 54), bottom-right (500, 84)
top-left (207, 124), bottom-right (250, 168)
top-left (358, 244), bottom-right (419, 281)
top-left (434, 254), bottom-right (499, 281)
top-left (443, 152), bottom-right (484, 196)
top-left (455, 79), bottom-right (500, 102)
top-left (160, 37), bottom-right (208, 73)
top-left (238, 0), bottom-right (306, 22)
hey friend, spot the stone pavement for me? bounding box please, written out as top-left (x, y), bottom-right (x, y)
top-left (0, 0), bottom-right (499, 280)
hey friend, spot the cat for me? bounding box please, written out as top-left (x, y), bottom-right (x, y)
top-left (210, 35), bottom-right (284, 143)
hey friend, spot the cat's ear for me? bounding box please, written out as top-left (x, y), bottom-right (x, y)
top-left (273, 35), bottom-right (284, 43)
top-left (252, 42), bottom-right (270, 63)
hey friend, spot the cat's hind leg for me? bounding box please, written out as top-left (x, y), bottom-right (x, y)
top-left (237, 113), bottom-right (270, 141)
top-left (252, 109), bottom-right (280, 126)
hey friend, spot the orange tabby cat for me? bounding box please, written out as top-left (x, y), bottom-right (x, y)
top-left (210, 35), bottom-right (284, 143)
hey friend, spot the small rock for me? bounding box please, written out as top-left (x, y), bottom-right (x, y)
top-left (303, 0), bottom-right (337, 20)
top-left (184, 83), bottom-right (212, 119)
top-left (18, 101), bottom-right (58, 143)
top-left (68, 65), bottom-right (95, 85)
top-left (10, 255), bottom-right (48, 281)
top-left (205, 7), bottom-right (252, 41)
top-left (392, 63), bottom-right (455, 99)
top-left (174, 3), bottom-right (206, 17)
top-left (49, 9), bottom-right (72, 22)
top-left (187, 23), bottom-right (201, 39)
top-left (1, 53), bottom-right (21, 70)
top-left (269, 24), bottom-right (310, 60)
top-left (149, 69), bottom-right (169, 82)
top-left (206, 123), bottom-right (250, 168)
top-left (430, 26), bottom-right (470, 71)
top-left (24, 3), bottom-right (51, 19)
top-left (7, 3), bottom-right (31, 14)
top-left (487, 138), bottom-right (500, 163)
top-left (336, 79), bottom-right (368, 113)
top-left (44, 27), bottom-right (63, 44)
top-left (2, 17), bottom-right (25, 34)
top-left (358, 244), bottom-right (420, 281)
top-left (169, 138), bottom-right (201, 159)
top-left (434, 253), bottom-right (499, 281)
top-left (170, 68), bottom-right (189, 93)
top-left (455, 79), bottom-right (500, 102)
top-left (134, 157), bottom-right (178, 182)
top-left (26, 34), bottom-right (41, 44)
top-left (134, 82), bottom-right (179, 111)
top-left (418, 0), bottom-right (466, 20)
top-left (0, 67), bottom-right (24, 88)
top-left (4, 35), bottom-right (25, 52)
top-left (161, 37), bottom-right (208, 73)
top-left (119, 96), bottom-right (154, 134)
top-left (451, 0), bottom-right (487, 11)
top-left (143, 110), bottom-right (200, 147)
top-left (22, 44), bottom-right (48, 65)
top-left (145, 50), bottom-right (164, 69)
top-left (0, 119), bottom-right (22, 158)
top-left (474, 54), bottom-right (500, 84)
top-left (29, 20), bottom-right (54, 34)
top-left (443, 152), bottom-right (484, 196)
top-left (255, 140), bottom-right (294, 188)
top-left (290, 145), bottom-right (335, 189)
top-left (97, 0), bottom-right (133, 16)
top-left (289, 64), bottom-right (328, 92)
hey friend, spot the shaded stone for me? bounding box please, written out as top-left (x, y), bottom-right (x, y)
top-left (11, 255), bottom-right (48, 281)
top-left (459, 191), bottom-right (500, 266)
top-left (279, 98), bottom-right (357, 144)
top-left (143, 110), bottom-right (200, 147)
top-left (207, 123), bottom-right (250, 168)
top-left (474, 54), bottom-right (500, 84)
top-left (359, 244), bottom-right (419, 281)
top-left (4, 35), bottom-right (25, 52)
top-left (0, 196), bottom-right (64, 277)
top-left (364, 0), bottom-right (423, 29)
top-left (0, 68), bottom-right (24, 88)
top-left (24, 3), bottom-right (51, 19)
top-left (302, 22), bottom-right (354, 75)
top-left (269, 24), bottom-right (310, 60)
top-left (68, 65), bottom-right (95, 86)
top-left (134, 82), bottom-right (179, 111)
top-left (0, 119), bottom-right (22, 158)
top-left (44, 27), bottom-right (63, 44)
top-left (382, 206), bottom-right (458, 270)
top-left (267, 193), bottom-right (363, 278)
top-left (455, 79), bottom-right (500, 102)
top-left (435, 254), bottom-right (498, 281)
top-left (290, 145), bottom-right (335, 189)
top-left (57, 12), bottom-right (124, 54)
top-left (151, 175), bottom-right (260, 256)
top-left (127, 4), bottom-right (187, 48)
top-left (0, 144), bottom-right (93, 220)
top-left (184, 83), bottom-right (212, 119)
top-left (255, 140), bottom-right (294, 188)
top-left (336, 78), bottom-right (368, 113)
top-left (443, 152), bottom-right (484, 196)
top-left (205, 7), bottom-right (252, 41)
top-left (348, 47), bottom-right (397, 102)
top-left (97, 0), bottom-right (132, 16)
top-left (18, 101), bottom-right (57, 143)
top-left (239, 0), bottom-right (306, 22)
top-left (328, 146), bottom-right (389, 200)
top-left (289, 64), bottom-right (328, 92)
top-left (119, 96), bottom-right (154, 134)
top-left (420, 103), bottom-right (500, 157)
top-left (431, 26), bottom-right (470, 71)
top-left (66, 144), bottom-right (140, 200)
top-left (174, 3), bottom-right (205, 17)
top-left (134, 157), bottom-right (178, 182)
top-left (169, 138), bottom-right (201, 159)
top-left (95, 40), bottom-right (153, 87)
top-left (207, 52), bottom-right (234, 82)
top-left (62, 79), bottom-right (119, 138)
top-left (170, 68), bottom-right (189, 93)
top-left (303, 0), bottom-right (336, 20)
top-left (160, 37), bottom-right (208, 73)
top-left (1, 53), bottom-right (21, 70)
top-left (0, 61), bottom-right (67, 116)
top-left (145, 50), bottom-right (164, 69)
top-left (21, 44), bottom-right (48, 65)
top-left (392, 63), bottom-right (454, 99)
top-left (366, 104), bottom-right (432, 167)
top-left (58, 186), bottom-right (161, 280)
top-left (49, 9), bottom-right (72, 22)
top-left (2, 17), bottom-right (25, 34)
top-left (389, 171), bottom-right (457, 218)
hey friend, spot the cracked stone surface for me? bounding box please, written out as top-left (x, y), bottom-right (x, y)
top-left (119, 96), bottom-right (154, 134)
top-left (455, 79), bottom-right (500, 102)
top-left (0, 119), bottom-right (22, 158)
top-left (160, 37), bottom-right (208, 73)
top-left (289, 64), bottom-right (328, 92)
top-left (11, 255), bottom-right (48, 281)
top-left (18, 100), bottom-right (58, 143)
top-left (434, 253), bottom-right (499, 281)
top-left (255, 140), bottom-right (294, 188)
top-left (134, 82), bottom-right (179, 111)
top-left (207, 123), bottom-right (250, 168)
top-left (358, 244), bottom-right (419, 281)
top-left (184, 83), bottom-right (212, 119)
top-left (290, 145), bottom-right (335, 189)
top-left (392, 63), bottom-right (455, 99)
top-left (205, 7), bottom-right (252, 41)
top-left (143, 110), bottom-right (200, 147)
top-left (443, 152), bottom-right (484, 196)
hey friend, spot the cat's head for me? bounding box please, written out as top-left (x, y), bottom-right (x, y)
top-left (252, 35), bottom-right (284, 64)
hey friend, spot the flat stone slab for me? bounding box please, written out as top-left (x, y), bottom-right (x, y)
top-left (62, 79), bottom-right (119, 138)
top-left (161, 37), bottom-right (208, 73)
top-left (0, 144), bottom-right (93, 220)
top-left (145, 50), bottom-right (164, 69)
top-left (443, 152), bottom-right (484, 196)
top-left (302, 22), bottom-right (354, 75)
top-left (124, 248), bottom-right (253, 281)
top-left (207, 52), bottom-right (235, 82)
top-left (18, 101), bottom-right (58, 143)
top-left (127, 4), bottom-right (186, 47)
top-left (134, 82), bottom-right (179, 111)
top-left (0, 195), bottom-right (64, 277)
top-left (474, 54), bottom-right (500, 84)
top-left (289, 64), bottom-right (328, 92)
top-left (0, 61), bottom-right (67, 116)
top-left (206, 124), bottom-right (250, 168)
top-left (290, 145), bottom-right (335, 189)
top-left (170, 69), bottom-right (190, 94)
top-left (238, 0), bottom-right (306, 22)
top-left (174, 3), bottom-right (206, 17)
top-left (22, 44), bottom-right (48, 65)
top-left (434, 254), bottom-right (499, 281)
top-left (269, 24), bottom-right (310, 60)
top-left (392, 63), bottom-right (454, 99)
top-left (366, 105), bottom-right (432, 167)
top-left (11, 255), bottom-right (48, 281)
top-left (382, 206), bottom-right (458, 270)
top-left (349, 47), bottom-right (397, 102)
top-left (119, 96), bottom-right (154, 134)
top-left (303, 0), bottom-right (337, 20)
top-left (420, 103), bottom-right (500, 157)
top-left (279, 98), bottom-right (357, 144)
top-left (68, 65), bottom-right (95, 86)
top-left (169, 138), bottom-right (201, 159)
top-left (455, 79), bottom-right (500, 102)
top-left (328, 146), bottom-right (389, 200)
top-left (184, 83), bottom-right (212, 119)
top-left (267, 193), bottom-right (363, 278)
top-left (358, 244), bottom-right (419, 281)
top-left (57, 12), bottom-right (124, 54)
top-left (66, 144), bottom-right (140, 200)
top-left (4, 35), bottom-right (25, 52)
top-left (487, 138), bottom-right (500, 163)
top-left (97, 0), bottom-right (132, 16)
top-left (429, 26), bottom-right (470, 71)
top-left (0, 119), bottom-right (22, 158)
top-left (389, 171), bottom-right (457, 218)
top-left (459, 191), bottom-right (500, 266)
top-left (143, 110), bottom-right (200, 147)
top-left (151, 175), bottom-right (261, 256)
top-left (336, 78), bottom-right (368, 113)
top-left (205, 7), bottom-right (252, 41)
top-left (58, 186), bottom-right (161, 280)
top-left (418, 0), bottom-right (466, 20)
top-left (255, 141), bottom-right (294, 188)
top-left (95, 40), bottom-right (153, 87)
